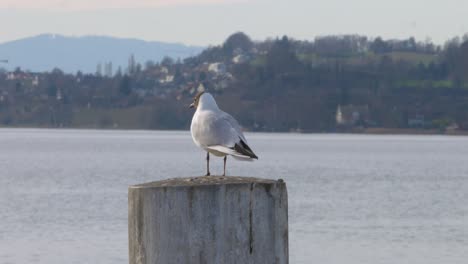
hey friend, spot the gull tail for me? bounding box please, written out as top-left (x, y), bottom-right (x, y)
top-left (234, 139), bottom-right (258, 160)
top-left (206, 143), bottom-right (258, 161)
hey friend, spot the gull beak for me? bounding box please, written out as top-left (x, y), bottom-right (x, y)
top-left (189, 102), bottom-right (195, 109)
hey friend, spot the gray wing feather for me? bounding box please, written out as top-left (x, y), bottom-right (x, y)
top-left (191, 110), bottom-right (242, 147)
top-left (191, 109), bottom-right (258, 159)
top-left (220, 111), bottom-right (248, 143)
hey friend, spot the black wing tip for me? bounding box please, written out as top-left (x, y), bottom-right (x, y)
top-left (233, 140), bottom-right (258, 160)
top-left (242, 152), bottom-right (258, 160)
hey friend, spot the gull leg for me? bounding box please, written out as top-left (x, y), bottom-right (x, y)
top-left (223, 156), bottom-right (227, 176)
top-left (205, 152), bottom-right (211, 176)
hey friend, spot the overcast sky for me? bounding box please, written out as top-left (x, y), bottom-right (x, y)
top-left (0, 0), bottom-right (467, 45)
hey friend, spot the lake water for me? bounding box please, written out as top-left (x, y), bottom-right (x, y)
top-left (0, 129), bottom-right (467, 264)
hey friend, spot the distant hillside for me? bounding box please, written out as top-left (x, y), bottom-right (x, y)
top-left (0, 32), bottom-right (467, 133)
top-left (0, 34), bottom-right (204, 73)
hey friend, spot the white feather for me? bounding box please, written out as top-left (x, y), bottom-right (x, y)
top-left (191, 93), bottom-right (256, 161)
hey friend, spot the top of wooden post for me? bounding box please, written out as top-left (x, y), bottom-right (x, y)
top-left (130, 176), bottom-right (285, 188)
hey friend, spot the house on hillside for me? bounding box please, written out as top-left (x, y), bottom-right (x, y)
top-left (336, 104), bottom-right (370, 126)
top-left (232, 54), bottom-right (250, 64)
top-left (232, 47), bottom-right (251, 64)
top-left (159, 75), bottom-right (174, 84)
top-left (208, 63), bottom-right (226, 75)
top-left (160, 66), bottom-right (169, 74)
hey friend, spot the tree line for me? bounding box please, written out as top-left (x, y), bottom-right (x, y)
top-left (0, 32), bottom-right (467, 132)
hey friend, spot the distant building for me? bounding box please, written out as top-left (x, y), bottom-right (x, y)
top-left (408, 115), bottom-right (425, 127)
top-left (56, 88), bottom-right (62, 101)
top-left (336, 105), bottom-right (344, 124)
top-left (160, 67), bottom-right (169, 74)
top-left (208, 63), bottom-right (226, 74)
top-left (336, 104), bottom-right (370, 126)
top-left (446, 123), bottom-right (459, 132)
top-left (32, 76), bottom-right (40, 87)
top-left (232, 54), bottom-right (250, 64)
top-left (158, 74), bottom-right (174, 84)
top-left (6, 72), bottom-right (15, 80)
top-left (6, 71), bottom-right (35, 82)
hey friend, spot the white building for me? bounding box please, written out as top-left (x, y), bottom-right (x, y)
top-left (208, 63), bottom-right (226, 74)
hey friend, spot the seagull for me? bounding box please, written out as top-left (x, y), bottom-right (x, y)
top-left (190, 91), bottom-right (258, 176)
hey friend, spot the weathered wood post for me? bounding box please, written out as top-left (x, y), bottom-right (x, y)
top-left (128, 176), bottom-right (288, 264)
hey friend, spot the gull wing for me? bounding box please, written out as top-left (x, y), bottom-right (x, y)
top-left (191, 110), bottom-right (258, 159)
top-left (219, 111), bottom-right (248, 143)
top-left (220, 112), bottom-right (258, 159)
top-left (205, 145), bottom-right (254, 161)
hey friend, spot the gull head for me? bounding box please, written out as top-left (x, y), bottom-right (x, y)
top-left (189, 91), bottom-right (205, 109)
top-left (189, 92), bottom-right (218, 110)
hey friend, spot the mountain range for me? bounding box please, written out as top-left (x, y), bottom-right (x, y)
top-left (0, 34), bottom-right (204, 73)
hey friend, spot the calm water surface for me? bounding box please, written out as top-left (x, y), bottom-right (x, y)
top-left (0, 129), bottom-right (467, 264)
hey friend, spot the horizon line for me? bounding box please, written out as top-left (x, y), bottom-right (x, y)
top-left (0, 32), bottom-right (464, 47)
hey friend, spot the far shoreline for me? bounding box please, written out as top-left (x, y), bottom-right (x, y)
top-left (357, 127), bottom-right (468, 136)
top-left (0, 126), bottom-right (467, 136)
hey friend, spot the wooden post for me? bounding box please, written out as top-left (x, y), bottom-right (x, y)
top-left (128, 176), bottom-right (288, 264)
